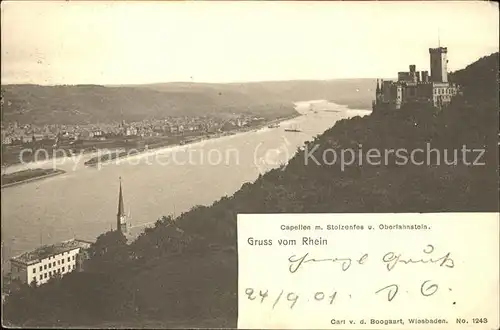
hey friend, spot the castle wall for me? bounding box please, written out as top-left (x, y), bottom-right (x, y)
top-left (382, 81), bottom-right (393, 103)
top-left (432, 82), bottom-right (457, 107)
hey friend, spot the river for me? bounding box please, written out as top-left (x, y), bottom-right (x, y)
top-left (1, 100), bottom-right (370, 269)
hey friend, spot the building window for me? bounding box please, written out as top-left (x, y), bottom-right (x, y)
top-left (33, 268), bottom-right (36, 273)
top-left (62, 266), bottom-right (65, 272)
top-left (62, 259), bottom-right (65, 264)
top-left (49, 271), bottom-right (52, 276)
top-left (72, 256), bottom-right (75, 260)
top-left (40, 275), bottom-right (43, 280)
top-left (44, 273), bottom-right (47, 279)
top-left (48, 263), bottom-right (51, 269)
top-left (44, 265), bottom-right (47, 270)
top-left (53, 262), bottom-right (56, 267)
top-left (68, 257), bottom-right (70, 262)
top-left (40, 266), bottom-right (42, 271)
top-left (58, 260), bottom-right (60, 265)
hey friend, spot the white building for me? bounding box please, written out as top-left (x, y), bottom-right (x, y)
top-left (125, 127), bottom-right (138, 136)
top-left (10, 239), bottom-right (93, 286)
top-left (2, 135), bottom-right (13, 145)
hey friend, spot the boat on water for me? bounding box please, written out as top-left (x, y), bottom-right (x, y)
top-left (284, 124), bottom-right (302, 133)
top-left (268, 123), bottom-right (280, 128)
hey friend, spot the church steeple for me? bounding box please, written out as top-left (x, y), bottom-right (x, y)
top-left (117, 177), bottom-right (127, 234)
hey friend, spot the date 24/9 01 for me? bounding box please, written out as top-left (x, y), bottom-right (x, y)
top-left (244, 280), bottom-right (447, 309)
top-left (244, 287), bottom-right (490, 325)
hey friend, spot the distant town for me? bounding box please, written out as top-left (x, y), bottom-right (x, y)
top-left (1, 114), bottom-right (268, 146)
top-left (0, 112), bottom-right (295, 168)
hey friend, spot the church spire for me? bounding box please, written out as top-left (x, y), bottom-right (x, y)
top-left (117, 177), bottom-right (127, 233)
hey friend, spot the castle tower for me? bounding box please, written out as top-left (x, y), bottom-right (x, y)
top-left (376, 79), bottom-right (384, 103)
top-left (429, 47), bottom-right (448, 83)
top-left (117, 177), bottom-right (128, 234)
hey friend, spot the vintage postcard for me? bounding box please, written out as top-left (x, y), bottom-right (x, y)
top-left (1, 1), bottom-right (498, 329)
top-left (238, 213), bottom-right (499, 328)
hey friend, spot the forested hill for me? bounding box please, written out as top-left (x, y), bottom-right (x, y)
top-left (3, 53), bottom-right (498, 328)
top-left (450, 52), bottom-right (499, 102)
top-left (0, 79), bottom-right (375, 125)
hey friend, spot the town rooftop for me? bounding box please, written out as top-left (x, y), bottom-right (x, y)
top-left (10, 239), bottom-right (93, 265)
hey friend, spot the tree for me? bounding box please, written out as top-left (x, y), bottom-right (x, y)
top-left (85, 230), bottom-right (129, 273)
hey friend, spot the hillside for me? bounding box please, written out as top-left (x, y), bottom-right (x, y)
top-left (0, 79), bottom-right (375, 125)
top-left (3, 54), bottom-right (498, 328)
top-left (141, 79), bottom-right (376, 109)
top-left (0, 84), bottom-right (290, 125)
top-left (449, 52), bottom-right (499, 103)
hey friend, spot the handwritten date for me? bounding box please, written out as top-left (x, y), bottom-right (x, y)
top-left (245, 288), bottom-right (337, 309)
top-left (245, 280), bottom-right (439, 309)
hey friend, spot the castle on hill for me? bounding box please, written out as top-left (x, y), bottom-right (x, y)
top-left (373, 46), bottom-right (460, 112)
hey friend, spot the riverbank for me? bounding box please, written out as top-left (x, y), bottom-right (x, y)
top-left (84, 113), bottom-right (301, 167)
top-left (1, 101), bottom-right (343, 272)
top-left (1, 168), bottom-right (66, 188)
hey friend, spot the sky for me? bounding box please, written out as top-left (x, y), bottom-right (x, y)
top-left (1, 1), bottom-right (498, 85)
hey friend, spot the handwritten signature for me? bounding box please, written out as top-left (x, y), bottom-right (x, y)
top-left (288, 244), bottom-right (455, 273)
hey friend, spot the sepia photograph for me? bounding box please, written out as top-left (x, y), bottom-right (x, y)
top-left (1, 1), bottom-right (499, 328)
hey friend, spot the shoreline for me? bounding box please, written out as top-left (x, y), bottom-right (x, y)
top-left (1, 115), bottom-right (299, 170)
top-left (1, 102), bottom-right (365, 171)
top-left (84, 113), bottom-right (301, 167)
top-left (1, 168), bottom-right (66, 189)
